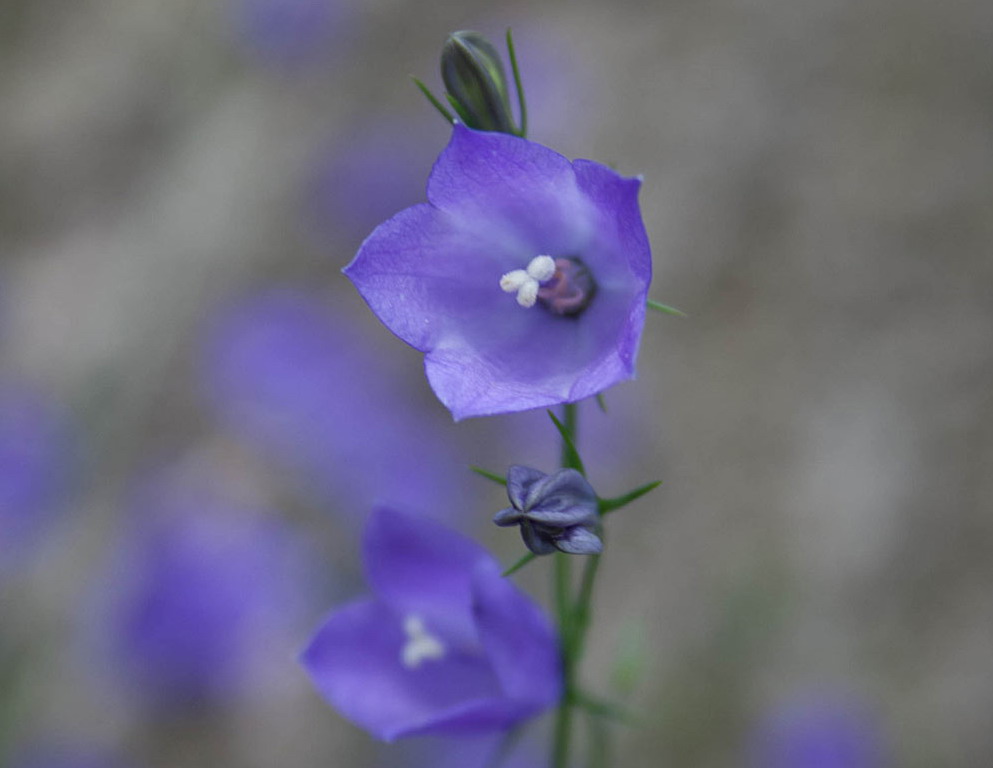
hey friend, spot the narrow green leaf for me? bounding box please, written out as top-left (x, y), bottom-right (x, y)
top-left (470, 466), bottom-right (506, 485)
top-left (547, 409), bottom-right (586, 476)
top-left (574, 691), bottom-right (641, 726)
top-left (599, 480), bottom-right (662, 515)
top-left (444, 92), bottom-right (473, 124)
top-left (505, 28), bottom-right (527, 138)
top-left (646, 299), bottom-right (687, 317)
top-left (595, 392), bottom-right (608, 413)
top-left (411, 77), bottom-right (456, 123)
top-left (503, 551), bottom-right (537, 577)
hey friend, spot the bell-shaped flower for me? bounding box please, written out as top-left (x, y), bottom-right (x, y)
top-left (87, 457), bottom-right (325, 709)
top-left (344, 124), bottom-right (652, 419)
top-left (301, 507), bottom-right (562, 741)
top-left (494, 465), bottom-right (601, 555)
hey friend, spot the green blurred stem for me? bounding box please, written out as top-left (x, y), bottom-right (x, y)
top-left (551, 401), bottom-right (605, 768)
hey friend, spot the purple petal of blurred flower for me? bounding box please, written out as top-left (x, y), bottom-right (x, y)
top-left (9, 745), bottom-right (134, 768)
top-left (495, 466), bottom-right (601, 555)
top-left (301, 507), bottom-right (561, 741)
top-left (749, 695), bottom-right (886, 768)
top-left (229, 0), bottom-right (351, 66)
top-left (383, 733), bottom-right (541, 768)
top-left (91, 460), bottom-right (325, 709)
top-left (344, 124), bottom-right (652, 419)
top-left (310, 121), bottom-right (444, 249)
top-left (0, 384), bottom-right (70, 571)
top-left (199, 288), bottom-right (468, 521)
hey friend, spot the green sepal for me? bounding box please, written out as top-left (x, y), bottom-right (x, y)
top-left (598, 480), bottom-right (661, 515)
top-left (646, 299), bottom-right (687, 317)
top-left (502, 551), bottom-right (537, 577)
top-left (470, 465), bottom-right (507, 485)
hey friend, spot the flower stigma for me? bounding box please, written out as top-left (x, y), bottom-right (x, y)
top-left (499, 256), bottom-right (596, 317)
top-left (400, 614), bottom-right (446, 669)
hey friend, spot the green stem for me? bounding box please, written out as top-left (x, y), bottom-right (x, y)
top-left (552, 400), bottom-right (590, 768)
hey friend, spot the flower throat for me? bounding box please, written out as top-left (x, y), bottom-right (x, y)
top-left (499, 256), bottom-right (597, 317)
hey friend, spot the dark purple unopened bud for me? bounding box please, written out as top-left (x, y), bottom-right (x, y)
top-left (494, 466), bottom-right (602, 555)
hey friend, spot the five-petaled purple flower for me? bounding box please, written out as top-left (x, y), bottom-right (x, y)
top-left (344, 124), bottom-right (652, 420)
top-left (494, 465), bottom-right (602, 555)
top-left (301, 507), bottom-right (561, 741)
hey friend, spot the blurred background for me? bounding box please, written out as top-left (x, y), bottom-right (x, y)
top-left (1, 0), bottom-right (991, 766)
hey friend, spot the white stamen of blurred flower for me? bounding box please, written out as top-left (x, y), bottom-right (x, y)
top-left (401, 614), bottom-right (446, 669)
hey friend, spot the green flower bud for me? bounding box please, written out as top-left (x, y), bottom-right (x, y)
top-left (441, 31), bottom-right (516, 134)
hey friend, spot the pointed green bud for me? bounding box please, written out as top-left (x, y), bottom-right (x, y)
top-left (441, 31), bottom-right (516, 134)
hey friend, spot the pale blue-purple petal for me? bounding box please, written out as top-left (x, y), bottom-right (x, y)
top-left (200, 288), bottom-right (468, 520)
top-left (471, 560), bottom-right (562, 708)
top-left (363, 507), bottom-right (492, 642)
top-left (345, 125), bottom-right (652, 418)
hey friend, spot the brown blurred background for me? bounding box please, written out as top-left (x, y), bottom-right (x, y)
top-left (1, 0), bottom-right (991, 766)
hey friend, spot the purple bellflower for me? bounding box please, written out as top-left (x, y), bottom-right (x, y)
top-left (344, 124), bottom-right (652, 420)
top-left (301, 507), bottom-right (561, 741)
top-left (200, 288), bottom-right (468, 522)
top-left (748, 694), bottom-right (886, 768)
top-left (494, 465), bottom-right (602, 555)
top-left (90, 458), bottom-right (324, 709)
top-left (0, 384), bottom-right (70, 574)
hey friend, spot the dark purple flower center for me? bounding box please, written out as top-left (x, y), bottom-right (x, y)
top-left (537, 257), bottom-right (596, 317)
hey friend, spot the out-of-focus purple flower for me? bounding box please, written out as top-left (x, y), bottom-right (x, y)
top-left (8, 744), bottom-right (133, 768)
top-left (749, 695), bottom-right (886, 768)
top-left (301, 507), bottom-right (561, 741)
top-left (228, 0), bottom-right (351, 66)
top-left (344, 124), bottom-right (652, 419)
top-left (199, 288), bottom-right (468, 522)
top-left (0, 384), bottom-right (70, 571)
top-left (90, 459), bottom-right (324, 709)
top-left (310, 121), bottom-right (444, 248)
top-left (494, 466), bottom-right (601, 555)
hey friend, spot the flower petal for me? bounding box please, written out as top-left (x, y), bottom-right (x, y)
top-left (363, 507), bottom-right (495, 641)
top-left (523, 468), bottom-right (598, 527)
top-left (492, 507), bottom-right (522, 527)
top-left (553, 526), bottom-right (603, 555)
top-left (301, 598), bottom-right (508, 741)
top-left (519, 521), bottom-right (557, 555)
top-left (471, 560), bottom-right (562, 709)
top-left (571, 159), bottom-right (652, 284)
top-left (428, 124), bottom-right (593, 254)
top-left (505, 465), bottom-right (546, 510)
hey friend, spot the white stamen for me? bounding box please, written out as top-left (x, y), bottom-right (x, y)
top-left (500, 269), bottom-right (530, 293)
top-left (401, 614), bottom-right (446, 669)
top-left (499, 255), bottom-right (558, 308)
top-left (527, 255), bottom-right (556, 282)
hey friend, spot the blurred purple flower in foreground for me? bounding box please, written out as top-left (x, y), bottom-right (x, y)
top-left (0, 384), bottom-right (70, 572)
top-left (91, 459), bottom-right (323, 708)
top-left (301, 507), bottom-right (561, 741)
top-left (345, 124), bottom-right (652, 419)
top-left (200, 288), bottom-right (467, 521)
top-left (749, 694), bottom-right (886, 768)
